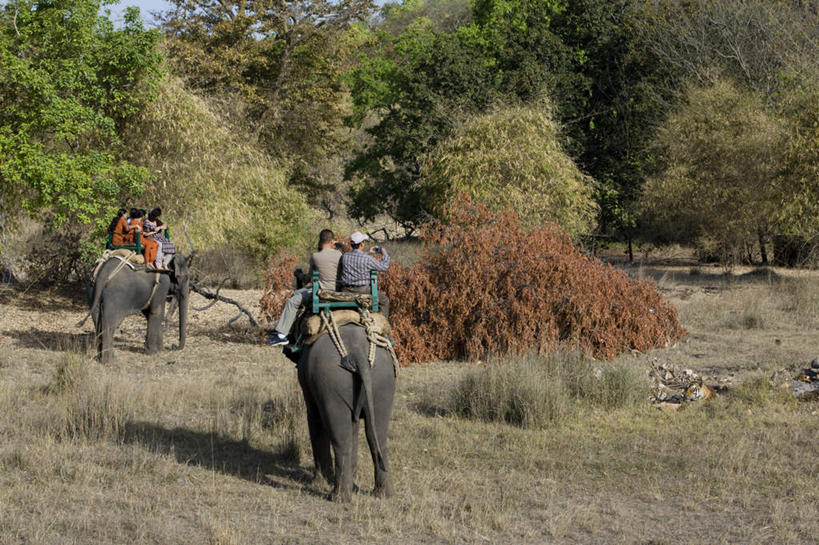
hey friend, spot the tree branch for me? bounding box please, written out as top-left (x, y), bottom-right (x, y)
top-left (190, 282), bottom-right (260, 328)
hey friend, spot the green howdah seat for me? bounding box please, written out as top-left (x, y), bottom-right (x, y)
top-left (312, 270), bottom-right (379, 315)
top-left (105, 227), bottom-right (170, 254)
top-left (106, 231), bottom-right (143, 254)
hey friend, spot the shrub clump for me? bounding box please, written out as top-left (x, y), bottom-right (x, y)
top-left (258, 250), bottom-right (299, 329)
top-left (450, 352), bottom-right (650, 429)
top-left (420, 103), bottom-right (598, 237)
top-left (382, 200), bottom-right (686, 364)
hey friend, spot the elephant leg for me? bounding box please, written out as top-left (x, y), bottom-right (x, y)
top-left (327, 414), bottom-right (355, 503)
top-left (370, 369), bottom-right (395, 498)
top-left (367, 411), bottom-right (394, 498)
top-left (98, 299), bottom-right (125, 364)
top-left (300, 386), bottom-right (333, 485)
top-left (144, 301), bottom-right (165, 354)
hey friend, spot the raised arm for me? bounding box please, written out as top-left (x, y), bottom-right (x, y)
top-left (369, 249), bottom-right (390, 271)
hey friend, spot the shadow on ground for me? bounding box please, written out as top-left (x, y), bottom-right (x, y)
top-left (0, 287), bottom-right (86, 312)
top-left (614, 265), bottom-right (788, 288)
top-left (124, 421), bottom-right (320, 495)
top-left (4, 328), bottom-right (94, 352)
top-left (195, 324), bottom-right (263, 346)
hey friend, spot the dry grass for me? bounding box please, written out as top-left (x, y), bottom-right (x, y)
top-left (0, 267), bottom-right (818, 544)
top-left (444, 351), bottom-right (649, 428)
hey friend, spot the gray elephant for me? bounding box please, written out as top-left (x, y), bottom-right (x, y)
top-left (87, 255), bottom-right (189, 363)
top-left (294, 323), bottom-right (396, 502)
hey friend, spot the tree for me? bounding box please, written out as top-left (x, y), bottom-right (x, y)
top-left (346, 20), bottom-right (498, 230)
top-left (347, 0), bottom-right (662, 237)
top-left (419, 103), bottom-right (597, 237)
top-left (124, 77), bottom-right (314, 267)
top-left (637, 0), bottom-right (819, 104)
top-left (0, 0), bottom-right (162, 226)
top-left (639, 79), bottom-right (789, 262)
top-left (378, 0), bottom-right (472, 35)
top-left (160, 0), bottom-right (375, 209)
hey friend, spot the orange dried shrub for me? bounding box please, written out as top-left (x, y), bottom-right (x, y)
top-left (259, 249), bottom-right (298, 329)
top-left (382, 199), bottom-right (686, 364)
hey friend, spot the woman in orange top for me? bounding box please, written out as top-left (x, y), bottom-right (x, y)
top-left (111, 208), bottom-right (140, 246)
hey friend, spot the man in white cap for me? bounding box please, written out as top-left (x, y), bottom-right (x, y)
top-left (338, 231), bottom-right (390, 318)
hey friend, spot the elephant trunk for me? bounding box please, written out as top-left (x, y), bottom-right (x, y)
top-left (177, 283), bottom-right (189, 350)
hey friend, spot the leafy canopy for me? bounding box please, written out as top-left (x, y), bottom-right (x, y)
top-left (0, 0), bottom-right (162, 225)
top-left (639, 79), bottom-right (789, 259)
top-left (160, 0), bottom-right (375, 207)
top-left (420, 104), bottom-right (597, 237)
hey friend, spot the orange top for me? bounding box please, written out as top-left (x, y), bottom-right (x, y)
top-left (131, 218), bottom-right (143, 246)
top-left (111, 216), bottom-right (130, 245)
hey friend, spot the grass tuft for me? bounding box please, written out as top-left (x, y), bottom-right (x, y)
top-left (46, 351), bottom-right (88, 395)
top-left (449, 352), bottom-right (650, 429)
top-left (729, 375), bottom-right (797, 408)
top-left (58, 378), bottom-right (135, 443)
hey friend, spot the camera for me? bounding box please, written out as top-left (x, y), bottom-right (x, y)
top-left (373, 246), bottom-right (382, 253)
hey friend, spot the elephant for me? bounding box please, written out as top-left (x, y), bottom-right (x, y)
top-left (87, 255), bottom-right (189, 363)
top-left (294, 323), bottom-right (396, 502)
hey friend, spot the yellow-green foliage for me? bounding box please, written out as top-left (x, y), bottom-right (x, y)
top-left (125, 77), bottom-right (313, 265)
top-left (419, 103), bottom-right (598, 237)
top-left (640, 79), bottom-right (788, 259)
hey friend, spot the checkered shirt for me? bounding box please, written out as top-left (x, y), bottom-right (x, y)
top-left (339, 249), bottom-right (390, 287)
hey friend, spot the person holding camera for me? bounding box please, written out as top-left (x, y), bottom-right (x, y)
top-left (266, 229), bottom-right (342, 347)
top-left (338, 231), bottom-right (390, 318)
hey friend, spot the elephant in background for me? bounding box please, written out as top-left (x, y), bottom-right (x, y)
top-left (296, 323), bottom-right (396, 502)
top-left (87, 255), bottom-right (189, 363)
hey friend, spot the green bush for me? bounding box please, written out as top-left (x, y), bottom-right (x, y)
top-left (420, 104), bottom-right (598, 237)
top-left (639, 79), bottom-right (788, 261)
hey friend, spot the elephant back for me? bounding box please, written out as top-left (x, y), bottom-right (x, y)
top-left (300, 310), bottom-right (391, 346)
top-left (90, 250), bottom-right (145, 283)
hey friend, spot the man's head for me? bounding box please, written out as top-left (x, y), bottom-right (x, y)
top-left (350, 231), bottom-right (368, 250)
top-left (318, 229), bottom-right (335, 250)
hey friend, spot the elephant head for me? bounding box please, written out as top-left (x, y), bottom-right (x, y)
top-left (169, 255), bottom-right (190, 350)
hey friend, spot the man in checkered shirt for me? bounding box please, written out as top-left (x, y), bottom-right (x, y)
top-left (339, 231), bottom-right (390, 318)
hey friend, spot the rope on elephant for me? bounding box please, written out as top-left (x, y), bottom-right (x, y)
top-left (319, 307), bottom-right (399, 376)
top-left (359, 309), bottom-right (399, 377)
top-left (140, 272), bottom-right (161, 311)
top-left (90, 249), bottom-right (137, 283)
top-left (319, 310), bottom-right (350, 366)
top-left (76, 250), bottom-right (138, 328)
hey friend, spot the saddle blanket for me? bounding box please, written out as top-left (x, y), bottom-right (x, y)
top-left (300, 309), bottom-right (391, 346)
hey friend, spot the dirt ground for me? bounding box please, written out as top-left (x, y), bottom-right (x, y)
top-left (0, 264), bottom-right (817, 544)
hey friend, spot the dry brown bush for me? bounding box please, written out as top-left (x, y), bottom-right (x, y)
top-left (257, 200), bottom-right (686, 364)
top-left (382, 200), bottom-right (686, 364)
top-left (258, 250), bottom-right (298, 329)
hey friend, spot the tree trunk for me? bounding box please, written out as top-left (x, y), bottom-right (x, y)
top-left (758, 230), bottom-right (768, 265)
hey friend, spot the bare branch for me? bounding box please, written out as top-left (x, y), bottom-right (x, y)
top-left (192, 277), bottom-right (228, 311)
top-left (190, 282), bottom-right (260, 328)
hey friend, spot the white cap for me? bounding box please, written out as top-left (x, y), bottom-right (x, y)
top-left (350, 231), bottom-right (369, 244)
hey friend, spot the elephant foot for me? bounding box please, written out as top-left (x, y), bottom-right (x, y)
top-left (327, 487), bottom-right (352, 503)
top-left (373, 474), bottom-right (394, 498)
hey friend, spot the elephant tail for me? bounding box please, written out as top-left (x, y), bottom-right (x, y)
top-left (353, 352), bottom-right (387, 472)
top-left (77, 279), bottom-right (103, 328)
